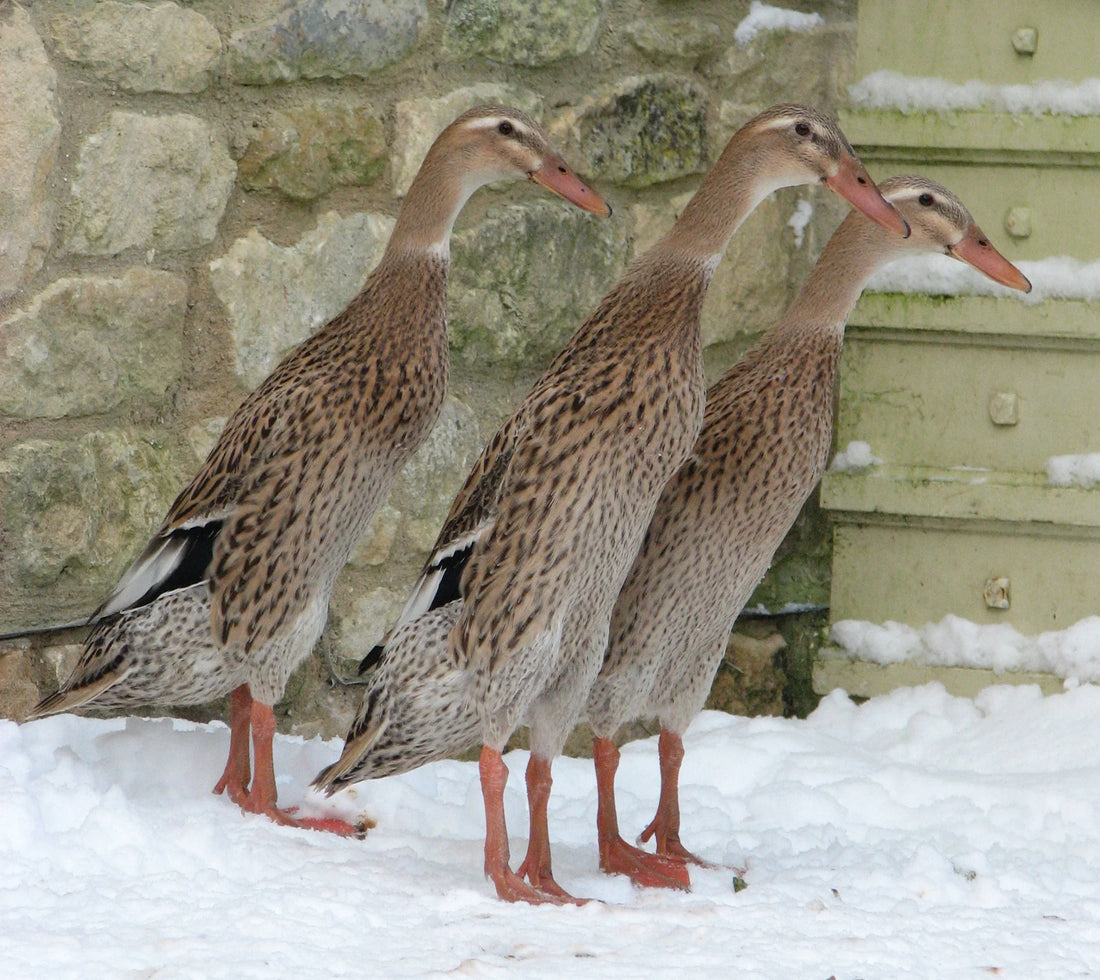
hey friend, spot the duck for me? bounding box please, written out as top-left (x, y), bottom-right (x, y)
top-left (585, 174), bottom-right (1032, 887)
top-left (315, 105), bottom-right (907, 899)
top-left (26, 105), bottom-right (610, 833)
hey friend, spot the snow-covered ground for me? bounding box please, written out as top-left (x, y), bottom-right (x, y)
top-left (6, 682), bottom-right (1100, 978)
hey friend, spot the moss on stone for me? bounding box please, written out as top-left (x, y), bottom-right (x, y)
top-left (444, 0), bottom-right (606, 66)
top-left (449, 199), bottom-right (630, 370)
top-left (575, 76), bottom-right (708, 187)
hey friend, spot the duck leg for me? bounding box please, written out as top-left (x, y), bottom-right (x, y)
top-left (235, 699), bottom-right (360, 836)
top-left (593, 736), bottom-right (691, 889)
top-left (515, 754), bottom-right (586, 903)
top-left (637, 729), bottom-right (711, 867)
top-left (479, 747), bottom-right (568, 905)
top-left (212, 683), bottom-right (253, 803)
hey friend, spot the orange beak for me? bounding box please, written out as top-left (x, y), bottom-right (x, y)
top-left (825, 154), bottom-right (911, 239)
top-left (529, 152), bottom-right (612, 217)
top-left (948, 223), bottom-right (1032, 292)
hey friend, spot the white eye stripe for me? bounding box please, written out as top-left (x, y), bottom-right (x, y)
top-left (885, 188), bottom-right (936, 206)
top-left (464, 116), bottom-right (529, 137)
top-left (754, 114), bottom-right (810, 134)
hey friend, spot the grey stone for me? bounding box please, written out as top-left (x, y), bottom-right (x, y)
top-left (52, 1), bottom-right (222, 95)
top-left (625, 16), bottom-right (724, 63)
top-left (0, 4), bottom-right (60, 299)
top-left (559, 75), bottom-right (709, 188)
top-left (0, 430), bottom-right (188, 624)
top-left (443, 0), bottom-right (608, 67)
top-left (64, 112), bottom-right (236, 256)
top-left (448, 199), bottom-right (630, 370)
top-left (391, 85), bottom-right (543, 197)
top-left (209, 210), bottom-right (394, 388)
top-left (237, 101), bottom-right (386, 200)
top-left (0, 269), bottom-right (186, 419)
top-left (229, 0), bottom-right (426, 85)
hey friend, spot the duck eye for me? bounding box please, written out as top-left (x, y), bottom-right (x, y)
top-left (497, 121), bottom-right (514, 136)
top-left (918, 192), bottom-right (934, 206)
top-left (795, 122), bottom-right (811, 137)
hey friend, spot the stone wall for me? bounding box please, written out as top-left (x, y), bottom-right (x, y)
top-left (0, 0), bottom-right (857, 736)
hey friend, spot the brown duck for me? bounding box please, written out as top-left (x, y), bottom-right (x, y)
top-left (27, 105), bottom-right (610, 832)
top-left (318, 105), bottom-right (907, 899)
top-left (586, 175), bottom-right (1032, 887)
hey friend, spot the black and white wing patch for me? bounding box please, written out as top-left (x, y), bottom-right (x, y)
top-left (91, 521), bottom-right (222, 623)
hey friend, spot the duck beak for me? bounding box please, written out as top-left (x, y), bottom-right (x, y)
top-left (948, 224), bottom-right (1032, 292)
top-left (825, 155), bottom-right (911, 238)
top-left (529, 152), bottom-right (612, 217)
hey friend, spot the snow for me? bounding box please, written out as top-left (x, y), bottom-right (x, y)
top-left (1046, 453), bottom-right (1100, 489)
top-left (829, 439), bottom-right (882, 473)
top-left (849, 70), bottom-right (1100, 117)
top-left (786, 197), bottom-right (813, 248)
top-left (733, 2), bottom-right (823, 46)
top-left (831, 614), bottom-right (1100, 682)
top-left (7, 683), bottom-right (1100, 978)
top-left (865, 254), bottom-right (1100, 304)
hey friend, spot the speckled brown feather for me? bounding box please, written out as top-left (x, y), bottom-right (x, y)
top-left (449, 258), bottom-right (710, 681)
top-left (586, 176), bottom-right (1031, 740)
top-left (204, 253), bottom-right (449, 653)
top-left (330, 107), bottom-right (909, 797)
top-left (29, 104), bottom-right (610, 724)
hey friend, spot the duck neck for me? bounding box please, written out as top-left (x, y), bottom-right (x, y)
top-left (658, 130), bottom-right (792, 264)
top-left (384, 143), bottom-right (482, 260)
top-left (779, 212), bottom-right (910, 342)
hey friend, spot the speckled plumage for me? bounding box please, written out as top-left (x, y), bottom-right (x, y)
top-left (315, 602), bottom-right (475, 788)
top-left (586, 175), bottom-right (1031, 873)
top-left (334, 105), bottom-right (908, 901)
top-left (28, 104), bottom-right (610, 828)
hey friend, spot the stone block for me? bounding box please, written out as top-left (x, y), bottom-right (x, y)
top-left (64, 112), bottom-right (235, 256)
top-left (715, 24), bottom-right (857, 115)
top-left (625, 16), bottom-right (724, 64)
top-left (704, 630), bottom-right (787, 718)
top-left (0, 4), bottom-right (60, 299)
top-left (347, 396), bottom-right (483, 567)
top-left (443, 0), bottom-right (607, 67)
top-left (330, 587), bottom-right (408, 663)
top-left (0, 431), bottom-right (188, 622)
top-left (0, 648), bottom-right (42, 722)
top-left (237, 101), bottom-right (386, 200)
top-left (557, 75), bottom-right (709, 188)
top-left (391, 85), bottom-right (543, 197)
top-left (0, 268), bottom-right (186, 419)
top-left (52, 1), bottom-right (222, 94)
top-left (209, 210), bottom-right (394, 388)
top-left (228, 0), bottom-right (426, 85)
top-left (387, 397), bottom-right (484, 552)
top-left (448, 199), bottom-right (630, 370)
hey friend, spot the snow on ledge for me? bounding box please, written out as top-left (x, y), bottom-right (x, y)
top-left (849, 70), bottom-right (1100, 117)
top-left (1046, 454), bottom-right (1100, 489)
top-left (830, 614), bottom-right (1100, 683)
top-left (734, 2), bottom-right (823, 46)
top-left (865, 254), bottom-right (1100, 304)
top-left (829, 440), bottom-right (882, 473)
